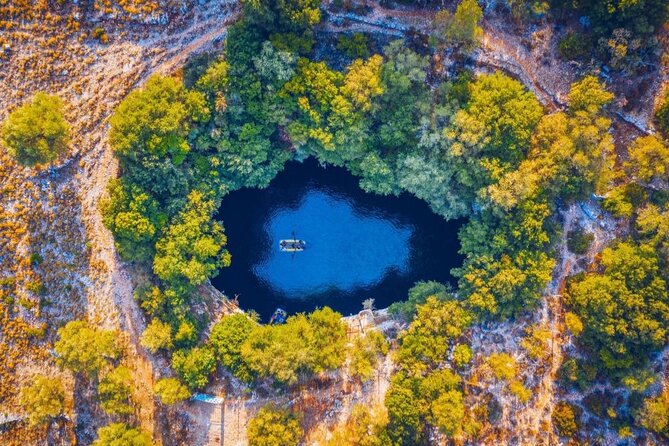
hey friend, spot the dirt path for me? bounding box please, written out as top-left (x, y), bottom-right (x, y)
top-left (0, 2), bottom-right (239, 442)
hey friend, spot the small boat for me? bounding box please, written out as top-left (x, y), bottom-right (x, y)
top-left (279, 239), bottom-right (306, 252)
top-left (269, 308), bottom-right (288, 325)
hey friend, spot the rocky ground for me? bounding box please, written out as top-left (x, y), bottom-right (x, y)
top-left (0, 1), bottom-right (667, 445)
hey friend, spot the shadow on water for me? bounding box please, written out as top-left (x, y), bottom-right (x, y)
top-left (212, 158), bottom-right (465, 320)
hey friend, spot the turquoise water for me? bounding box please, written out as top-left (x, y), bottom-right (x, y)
top-left (254, 190), bottom-right (413, 297)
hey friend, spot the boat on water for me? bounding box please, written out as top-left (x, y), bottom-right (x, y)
top-left (269, 308), bottom-right (287, 325)
top-left (279, 239), bottom-right (306, 252)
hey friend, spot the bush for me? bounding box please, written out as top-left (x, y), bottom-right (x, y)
top-left (509, 380), bottom-right (532, 403)
top-left (172, 347), bottom-right (216, 390)
top-left (98, 366), bottom-right (134, 416)
top-left (210, 313), bottom-right (256, 381)
top-left (93, 423), bottom-right (152, 446)
top-left (1, 92), bottom-right (70, 167)
top-left (54, 320), bottom-right (120, 376)
top-left (557, 32), bottom-right (591, 60)
top-left (552, 401), bottom-right (579, 437)
top-left (247, 404), bottom-right (303, 446)
top-left (566, 228), bottom-right (594, 255)
top-left (336, 33), bottom-right (370, 59)
top-left (655, 90), bottom-right (669, 136)
top-left (19, 376), bottom-right (65, 426)
top-left (636, 389), bottom-right (669, 437)
top-left (140, 319), bottom-right (173, 353)
top-left (153, 378), bottom-right (191, 405)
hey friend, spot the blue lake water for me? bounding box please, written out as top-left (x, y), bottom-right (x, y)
top-left (212, 158), bottom-right (464, 320)
top-left (255, 190), bottom-right (412, 296)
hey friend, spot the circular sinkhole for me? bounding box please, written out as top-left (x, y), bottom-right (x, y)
top-left (212, 158), bottom-right (465, 320)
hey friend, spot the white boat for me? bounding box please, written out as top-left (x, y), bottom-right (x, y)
top-left (279, 239), bottom-right (306, 252)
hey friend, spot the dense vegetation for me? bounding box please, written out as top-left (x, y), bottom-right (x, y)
top-left (88, 0), bottom-right (669, 443)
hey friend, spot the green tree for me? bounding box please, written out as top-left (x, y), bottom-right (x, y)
top-left (100, 179), bottom-right (165, 262)
top-left (54, 321), bottom-right (120, 377)
top-left (429, 389), bottom-right (465, 436)
top-left (432, 0), bottom-right (484, 52)
top-left (336, 33), bottom-right (370, 59)
top-left (452, 344), bottom-right (473, 367)
top-left (153, 378), bottom-right (191, 405)
top-left (348, 330), bottom-right (389, 382)
top-left (210, 313), bottom-right (256, 381)
top-left (446, 71), bottom-right (544, 195)
top-left (567, 75), bottom-right (615, 114)
top-left (395, 297), bottom-right (473, 375)
top-left (110, 75), bottom-right (209, 164)
top-left (140, 319), bottom-right (174, 353)
top-left (485, 76), bottom-right (614, 208)
top-left (326, 404), bottom-right (388, 446)
top-left (636, 389), bottom-right (669, 437)
top-left (373, 41), bottom-right (429, 153)
top-left (557, 0), bottom-right (668, 38)
top-left (389, 280), bottom-right (450, 320)
top-left (418, 369), bottom-right (466, 436)
top-left (656, 90), bottom-right (669, 136)
top-left (98, 366), bottom-right (134, 416)
top-left (567, 228), bottom-right (594, 255)
top-left (384, 373), bottom-right (425, 445)
top-left (172, 347), bottom-right (217, 390)
top-left (636, 204), bottom-right (669, 267)
top-left (241, 0), bottom-right (321, 31)
top-left (19, 376), bottom-right (65, 426)
top-left (241, 323), bottom-right (307, 385)
top-left (455, 200), bottom-right (555, 318)
top-left (552, 401), bottom-right (579, 437)
top-left (153, 190), bottom-right (230, 291)
top-left (247, 404), bottom-right (303, 446)
top-left (624, 135), bottom-right (669, 183)
top-left (567, 242), bottom-right (669, 373)
top-left (240, 307), bottom-right (346, 385)
top-left (486, 353), bottom-right (517, 381)
top-left (1, 92), bottom-right (70, 167)
top-left (306, 307), bottom-right (348, 373)
top-left (93, 423), bottom-right (152, 446)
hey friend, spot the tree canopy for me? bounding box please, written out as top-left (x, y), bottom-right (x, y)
top-left (247, 404), bottom-right (303, 446)
top-left (19, 376), bottom-right (66, 426)
top-left (54, 321), bottom-right (120, 377)
top-left (567, 242), bottom-right (669, 373)
top-left (1, 92), bottom-right (70, 167)
top-left (93, 423), bottom-right (152, 446)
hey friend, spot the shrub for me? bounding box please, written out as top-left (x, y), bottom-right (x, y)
top-left (336, 33), bottom-right (370, 59)
top-left (172, 347), bottom-right (216, 390)
top-left (140, 319), bottom-right (173, 353)
top-left (93, 423), bottom-right (152, 446)
top-left (552, 401), bottom-right (579, 437)
top-left (19, 376), bottom-right (65, 426)
top-left (153, 378), bottom-right (191, 405)
top-left (1, 92), bottom-right (70, 167)
top-left (656, 90), bottom-right (669, 136)
top-left (557, 32), bottom-right (591, 60)
top-left (98, 366), bottom-right (134, 416)
top-left (54, 320), bottom-right (120, 376)
top-left (567, 228), bottom-right (594, 255)
top-left (247, 404), bottom-right (303, 446)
